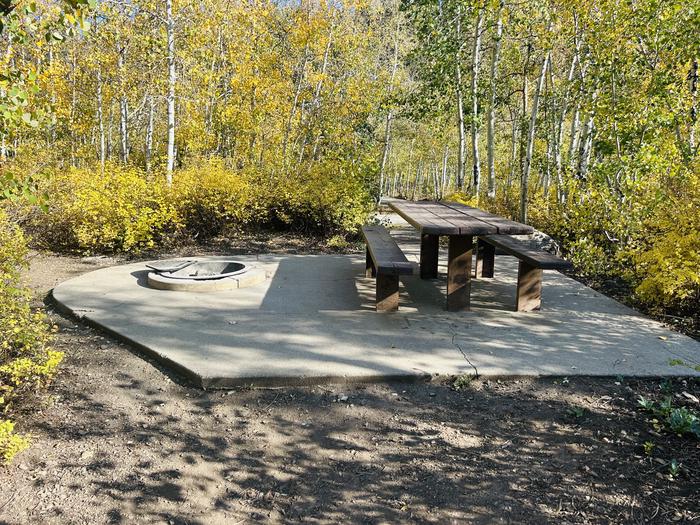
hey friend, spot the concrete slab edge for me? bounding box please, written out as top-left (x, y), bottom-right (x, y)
top-left (48, 289), bottom-right (700, 389)
top-left (48, 289), bottom-right (205, 389)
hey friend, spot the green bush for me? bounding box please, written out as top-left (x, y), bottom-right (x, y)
top-left (0, 210), bottom-right (62, 464)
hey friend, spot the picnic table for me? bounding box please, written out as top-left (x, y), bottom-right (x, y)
top-left (387, 199), bottom-right (534, 311)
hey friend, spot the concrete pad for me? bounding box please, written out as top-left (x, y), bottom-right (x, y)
top-left (52, 230), bottom-right (700, 387)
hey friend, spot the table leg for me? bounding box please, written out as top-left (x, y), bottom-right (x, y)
top-left (376, 273), bottom-right (400, 311)
top-left (420, 233), bottom-right (439, 279)
top-left (476, 238), bottom-right (495, 278)
top-left (447, 235), bottom-right (472, 311)
top-left (365, 247), bottom-right (376, 277)
top-left (516, 261), bottom-right (542, 311)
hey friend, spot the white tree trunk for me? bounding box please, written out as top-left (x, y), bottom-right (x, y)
top-left (441, 145), bottom-right (449, 198)
top-left (690, 58), bottom-right (698, 155)
top-left (145, 95), bottom-right (155, 174)
top-left (520, 51), bottom-right (550, 223)
top-left (282, 44), bottom-right (309, 160)
top-left (96, 67), bottom-right (105, 173)
top-left (310, 29), bottom-right (333, 162)
top-left (486, 1), bottom-right (503, 199)
top-left (70, 44), bottom-right (77, 167)
top-left (555, 49), bottom-right (578, 195)
top-left (455, 6), bottom-right (466, 190)
top-left (471, 3), bottom-right (485, 197)
top-left (166, 0), bottom-right (176, 184)
top-left (117, 37), bottom-right (129, 164)
top-left (378, 18), bottom-right (401, 203)
top-left (578, 108), bottom-right (595, 180)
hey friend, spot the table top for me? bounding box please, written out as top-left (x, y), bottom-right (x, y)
top-left (386, 199), bottom-right (534, 236)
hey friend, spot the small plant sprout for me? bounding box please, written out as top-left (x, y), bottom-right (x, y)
top-left (638, 390), bottom-right (700, 440)
top-left (668, 459), bottom-right (681, 478)
top-left (643, 441), bottom-right (655, 456)
top-left (453, 373), bottom-right (476, 391)
top-left (566, 406), bottom-right (586, 419)
top-left (637, 396), bottom-right (655, 410)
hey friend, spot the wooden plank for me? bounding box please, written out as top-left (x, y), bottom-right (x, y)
top-left (421, 203), bottom-right (496, 235)
top-left (361, 225), bottom-right (414, 275)
top-left (365, 248), bottom-right (376, 278)
top-left (516, 261), bottom-right (543, 311)
top-left (387, 200), bottom-right (461, 235)
top-left (389, 199), bottom-right (525, 235)
top-left (446, 235), bottom-right (472, 311)
top-left (443, 201), bottom-right (534, 235)
top-left (476, 238), bottom-right (495, 278)
top-left (419, 233), bottom-right (439, 279)
top-left (376, 273), bottom-right (400, 311)
top-left (479, 234), bottom-right (572, 270)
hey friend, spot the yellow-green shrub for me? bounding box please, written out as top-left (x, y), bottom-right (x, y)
top-left (0, 210), bottom-right (61, 464)
top-left (634, 171), bottom-right (700, 305)
top-left (270, 157), bottom-right (375, 234)
top-left (38, 164), bottom-right (180, 253)
top-left (0, 420), bottom-right (29, 464)
top-left (170, 159), bottom-right (262, 238)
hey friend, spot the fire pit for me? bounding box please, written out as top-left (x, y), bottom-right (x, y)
top-left (146, 259), bottom-right (266, 292)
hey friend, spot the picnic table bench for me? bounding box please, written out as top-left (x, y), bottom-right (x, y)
top-left (476, 234), bottom-right (572, 311)
top-left (361, 225), bottom-right (415, 311)
top-left (387, 199), bottom-right (534, 311)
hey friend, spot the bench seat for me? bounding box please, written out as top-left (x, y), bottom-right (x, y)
top-left (361, 225), bottom-right (414, 311)
top-left (476, 234), bottom-right (572, 311)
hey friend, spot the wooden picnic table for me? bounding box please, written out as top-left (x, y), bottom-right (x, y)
top-left (387, 199), bottom-right (533, 311)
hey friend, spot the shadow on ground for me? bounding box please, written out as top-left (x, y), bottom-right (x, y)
top-left (6, 350), bottom-right (699, 524)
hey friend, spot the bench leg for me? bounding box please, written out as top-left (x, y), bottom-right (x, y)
top-left (420, 234), bottom-right (439, 279)
top-left (376, 273), bottom-right (399, 311)
top-left (476, 239), bottom-right (495, 278)
top-left (365, 247), bottom-right (376, 277)
top-left (516, 261), bottom-right (542, 311)
top-left (447, 235), bottom-right (472, 312)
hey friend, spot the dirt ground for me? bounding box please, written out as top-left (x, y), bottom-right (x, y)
top-left (1, 250), bottom-right (699, 524)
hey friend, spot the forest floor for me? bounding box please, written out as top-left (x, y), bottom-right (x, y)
top-left (1, 238), bottom-right (699, 524)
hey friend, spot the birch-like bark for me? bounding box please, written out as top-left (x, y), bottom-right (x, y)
top-left (690, 58), bottom-right (698, 155)
top-left (520, 50), bottom-right (550, 223)
top-left (282, 44), bottom-right (309, 160)
top-left (441, 145), bottom-right (449, 198)
top-left (307, 26), bottom-right (334, 163)
top-left (96, 67), bottom-right (105, 173)
top-left (576, 87), bottom-right (597, 180)
top-left (471, 3), bottom-right (485, 197)
top-left (577, 104), bottom-right (595, 180)
top-left (378, 18), bottom-right (401, 203)
top-left (519, 43), bottom-right (530, 182)
top-left (455, 6), bottom-right (466, 190)
top-left (166, 0), bottom-right (176, 184)
top-left (432, 162), bottom-right (440, 200)
top-left (107, 103), bottom-right (113, 160)
top-left (486, 1), bottom-right (503, 198)
top-left (70, 44), bottom-right (77, 167)
top-left (508, 106), bottom-right (518, 190)
top-left (117, 38), bottom-right (129, 164)
top-left (554, 47), bottom-right (578, 194)
top-left (48, 47), bottom-right (56, 146)
top-left (145, 95), bottom-right (155, 174)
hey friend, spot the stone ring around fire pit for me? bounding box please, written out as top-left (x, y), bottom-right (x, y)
top-left (146, 259), bottom-right (267, 292)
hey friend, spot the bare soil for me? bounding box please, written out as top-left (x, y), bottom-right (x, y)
top-left (1, 249), bottom-right (699, 524)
